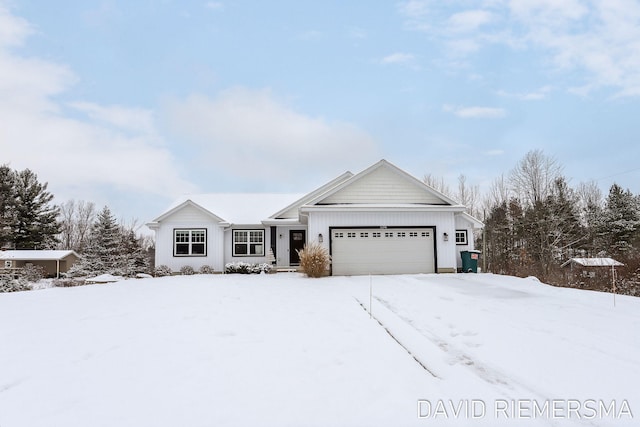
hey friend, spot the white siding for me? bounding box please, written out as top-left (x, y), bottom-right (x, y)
top-left (319, 166), bottom-right (445, 205)
top-left (166, 204), bottom-right (217, 223)
top-left (273, 225), bottom-right (308, 267)
top-left (224, 226), bottom-right (271, 265)
top-left (307, 210), bottom-right (458, 272)
top-left (154, 223), bottom-right (225, 273)
top-left (454, 215), bottom-right (477, 270)
top-left (153, 204), bottom-right (225, 272)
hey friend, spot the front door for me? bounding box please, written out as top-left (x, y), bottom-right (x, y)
top-left (289, 230), bottom-right (306, 265)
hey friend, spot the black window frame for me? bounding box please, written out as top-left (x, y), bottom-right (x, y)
top-left (232, 229), bottom-right (265, 257)
top-left (173, 228), bottom-right (207, 257)
top-left (455, 230), bottom-right (468, 245)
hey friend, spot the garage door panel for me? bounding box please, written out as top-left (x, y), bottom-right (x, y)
top-left (331, 228), bottom-right (435, 275)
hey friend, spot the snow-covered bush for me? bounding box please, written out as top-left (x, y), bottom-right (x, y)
top-left (225, 262), bottom-right (272, 274)
top-left (52, 278), bottom-right (86, 288)
top-left (199, 265), bottom-right (215, 274)
top-left (252, 263), bottom-right (273, 274)
top-left (21, 264), bottom-right (47, 282)
top-left (180, 265), bottom-right (195, 275)
top-left (298, 242), bottom-right (331, 278)
top-left (154, 265), bottom-right (172, 277)
top-left (0, 275), bottom-right (29, 293)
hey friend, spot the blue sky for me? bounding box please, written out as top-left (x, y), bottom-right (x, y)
top-left (2, 0), bottom-right (640, 226)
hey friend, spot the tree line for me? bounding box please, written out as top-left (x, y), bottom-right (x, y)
top-left (426, 150), bottom-right (640, 295)
top-left (0, 164), bottom-right (151, 278)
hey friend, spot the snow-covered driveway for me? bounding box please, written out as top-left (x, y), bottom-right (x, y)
top-left (1, 273), bottom-right (638, 426)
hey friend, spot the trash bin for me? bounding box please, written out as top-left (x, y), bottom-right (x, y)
top-left (461, 250), bottom-right (481, 273)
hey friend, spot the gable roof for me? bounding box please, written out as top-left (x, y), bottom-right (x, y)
top-left (0, 250), bottom-right (79, 261)
top-left (150, 193), bottom-right (305, 226)
top-left (456, 212), bottom-right (485, 229)
top-left (306, 159), bottom-right (462, 206)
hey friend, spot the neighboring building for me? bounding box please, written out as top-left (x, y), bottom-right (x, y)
top-left (562, 257), bottom-right (624, 281)
top-left (147, 159), bottom-right (484, 275)
top-left (0, 250), bottom-right (80, 278)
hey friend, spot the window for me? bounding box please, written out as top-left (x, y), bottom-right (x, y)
top-left (174, 229), bottom-right (206, 256)
top-left (372, 232), bottom-right (381, 238)
top-left (360, 232), bottom-right (369, 238)
top-left (455, 230), bottom-right (468, 245)
top-left (409, 232), bottom-right (418, 237)
top-left (385, 232), bottom-right (393, 237)
top-left (347, 232), bottom-right (357, 238)
top-left (233, 230), bottom-right (265, 256)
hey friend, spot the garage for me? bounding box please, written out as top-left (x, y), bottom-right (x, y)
top-left (330, 227), bottom-right (436, 276)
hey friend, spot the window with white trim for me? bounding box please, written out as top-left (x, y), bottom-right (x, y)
top-left (233, 230), bottom-right (265, 256)
top-left (455, 230), bottom-right (468, 245)
top-left (174, 229), bottom-right (206, 256)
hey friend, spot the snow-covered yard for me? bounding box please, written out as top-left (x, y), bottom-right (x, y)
top-left (1, 273), bottom-right (638, 426)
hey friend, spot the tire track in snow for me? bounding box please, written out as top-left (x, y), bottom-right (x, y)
top-left (370, 295), bottom-right (553, 402)
top-left (354, 297), bottom-right (439, 378)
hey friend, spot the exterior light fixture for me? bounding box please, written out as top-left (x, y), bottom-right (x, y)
top-left (443, 232), bottom-right (449, 242)
top-left (318, 233), bottom-right (324, 243)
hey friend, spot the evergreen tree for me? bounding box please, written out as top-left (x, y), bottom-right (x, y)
top-left (68, 206), bottom-right (149, 277)
top-left (12, 169), bottom-right (59, 249)
top-left (598, 184), bottom-right (640, 257)
top-left (0, 165), bottom-right (17, 248)
top-left (120, 229), bottom-right (149, 276)
top-left (69, 206), bottom-right (122, 276)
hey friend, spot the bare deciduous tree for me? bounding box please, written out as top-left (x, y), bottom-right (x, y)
top-left (456, 174), bottom-right (480, 217)
top-left (509, 149), bottom-right (563, 207)
top-left (423, 173), bottom-right (452, 198)
top-left (57, 200), bottom-right (96, 252)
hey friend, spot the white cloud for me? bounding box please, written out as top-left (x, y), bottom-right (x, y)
top-left (163, 87), bottom-right (380, 186)
top-left (69, 102), bottom-right (157, 135)
top-left (0, 5), bottom-right (31, 47)
top-left (204, 2), bottom-right (224, 11)
top-left (443, 104), bottom-right (506, 119)
top-left (497, 85), bottom-right (552, 100)
top-left (398, 0), bottom-right (640, 97)
top-left (0, 4), bottom-right (196, 211)
top-left (447, 10), bottom-right (494, 33)
top-left (381, 52), bottom-right (415, 64)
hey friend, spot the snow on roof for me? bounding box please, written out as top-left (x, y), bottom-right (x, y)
top-left (562, 257), bottom-right (624, 268)
top-left (162, 193), bottom-right (306, 224)
top-left (0, 250), bottom-right (79, 261)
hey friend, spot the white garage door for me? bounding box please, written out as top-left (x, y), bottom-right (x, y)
top-left (331, 228), bottom-right (435, 276)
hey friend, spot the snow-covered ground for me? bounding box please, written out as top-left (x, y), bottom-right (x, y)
top-left (1, 273), bottom-right (638, 426)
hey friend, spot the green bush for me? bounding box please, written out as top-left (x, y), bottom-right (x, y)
top-left (298, 242), bottom-right (331, 278)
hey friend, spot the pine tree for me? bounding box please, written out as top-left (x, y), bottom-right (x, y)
top-left (12, 169), bottom-right (59, 249)
top-left (0, 165), bottom-right (17, 248)
top-left (68, 206), bottom-right (149, 277)
top-left (69, 206), bottom-right (122, 276)
top-left (120, 229), bottom-right (149, 276)
top-left (598, 184), bottom-right (640, 257)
